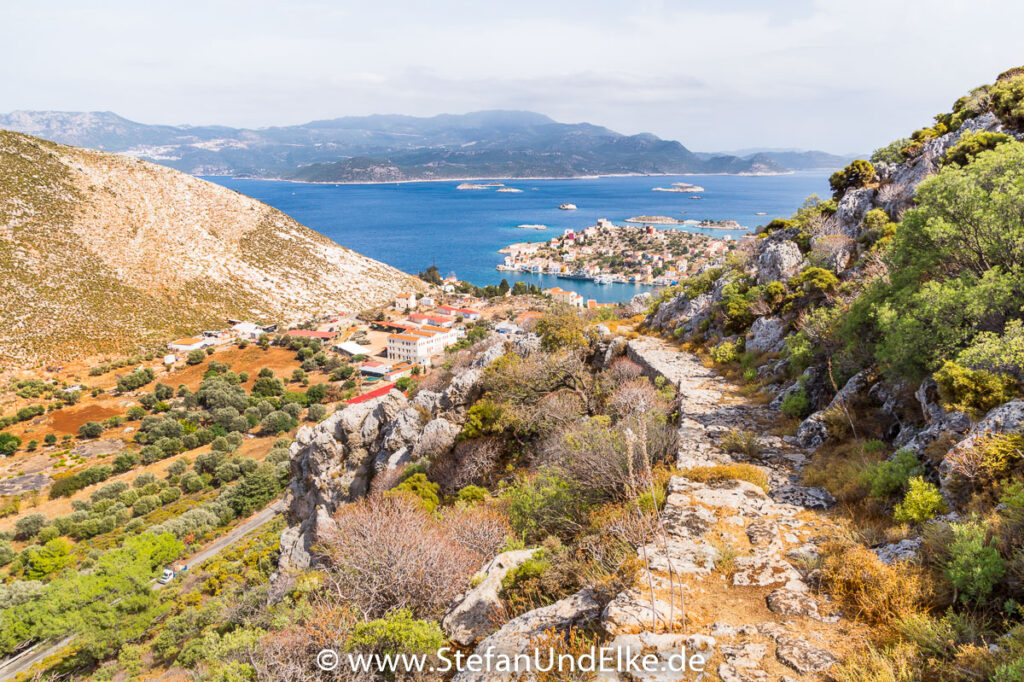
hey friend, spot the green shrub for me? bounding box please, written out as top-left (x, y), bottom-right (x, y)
top-left (456, 485), bottom-right (488, 504)
top-left (460, 400), bottom-right (503, 440)
top-left (943, 130), bottom-right (1013, 167)
top-left (346, 609), bottom-right (446, 658)
top-left (934, 361), bottom-right (1018, 417)
top-left (0, 433), bottom-right (20, 456)
top-left (861, 448), bottom-right (922, 499)
top-left (829, 159), bottom-right (877, 199)
top-left (894, 477), bottom-right (948, 523)
top-left (504, 471), bottom-right (592, 542)
top-left (871, 138), bottom-right (911, 164)
top-left (789, 267), bottom-right (839, 295)
top-left (780, 388), bottom-right (811, 418)
top-left (957, 319), bottom-right (1024, 380)
top-left (186, 350), bottom-right (205, 365)
top-left (14, 513), bottom-right (47, 540)
top-left (390, 473), bottom-right (440, 512)
top-left (944, 520), bottom-right (1005, 603)
top-left (990, 71), bottom-right (1024, 129)
top-left (78, 421), bottom-right (103, 439)
top-left (710, 339), bottom-right (743, 365)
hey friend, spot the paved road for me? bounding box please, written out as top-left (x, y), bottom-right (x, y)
top-left (0, 501), bottom-right (286, 680)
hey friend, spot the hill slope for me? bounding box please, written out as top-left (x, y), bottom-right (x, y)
top-left (0, 110), bottom-right (786, 180)
top-left (0, 131), bottom-right (420, 367)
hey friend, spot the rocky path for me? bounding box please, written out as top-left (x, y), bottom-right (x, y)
top-left (596, 337), bottom-right (865, 681)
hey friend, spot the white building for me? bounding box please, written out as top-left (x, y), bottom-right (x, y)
top-left (232, 321), bottom-right (265, 340)
top-left (387, 333), bottom-right (433, 364)
top-left (394, 293), bottom-right (418, 310)
top-left (544, 287), bottom-right (584, 308)
top-left (168, 337), bottom-right (213, 352)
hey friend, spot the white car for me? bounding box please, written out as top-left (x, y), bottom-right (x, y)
top-left (157, 568), bottom-right (175, 585)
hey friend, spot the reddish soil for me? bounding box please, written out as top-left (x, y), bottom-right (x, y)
top-left (48, 404), bottom-right (122, 434)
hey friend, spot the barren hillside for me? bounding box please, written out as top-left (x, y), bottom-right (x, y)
top-left (0, 130), bottom-right (421, 367)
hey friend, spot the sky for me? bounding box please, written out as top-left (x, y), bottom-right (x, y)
top-left (2, 0), bottom-right (1023, 154)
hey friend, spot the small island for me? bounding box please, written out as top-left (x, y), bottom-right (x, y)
top-left (558, 203), bottom-right (577, 210)
top-left (496, 187), bottom-right (523, 193)
top-left (626, 215), bottom-right (682, 224)
top-left (652, 182), bottom-right (705, 193)
top-left (456, 182), bottom-right (491, 190)
top-left (516, 224), bottom-right (547, 230)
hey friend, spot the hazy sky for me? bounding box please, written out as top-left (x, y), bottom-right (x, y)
top-left (3, 0), bottom-right (1023, 153)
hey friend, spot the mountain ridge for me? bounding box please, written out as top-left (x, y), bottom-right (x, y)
top-left (0, 109), bottom-right (842, 181)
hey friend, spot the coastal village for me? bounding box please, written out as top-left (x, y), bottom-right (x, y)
top-left (498, 217), bottom-right (739, 287)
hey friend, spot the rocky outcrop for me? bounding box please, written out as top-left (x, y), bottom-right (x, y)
top-left (442, 548), bottom-right (540, 647)
top-left (939, 400), bottom-right (1024, 487)
top-left (277, 336), bottom-right (508, 573)
top-left (745, 317), bottom-right (786, 355)
top-left (756, 240), bottom-right (804, 285)
top-left (451, 588), bottom-right (601, 682)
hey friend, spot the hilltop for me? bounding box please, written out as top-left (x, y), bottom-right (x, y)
top-left (0, 109), bottom-right (819, 181)
top-left (0, 130), bottom-right (420, 367)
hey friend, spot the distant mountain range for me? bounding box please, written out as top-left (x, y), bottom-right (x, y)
top-left (0, 110), bottom-right (852, 182)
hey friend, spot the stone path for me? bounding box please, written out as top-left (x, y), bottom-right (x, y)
top-left (597, 337), bottom-right (867, 681)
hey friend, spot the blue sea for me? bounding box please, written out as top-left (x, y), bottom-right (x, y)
top-left (205, 173), bottom-right (830, 303)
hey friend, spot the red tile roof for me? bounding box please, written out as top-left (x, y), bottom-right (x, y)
top-left (346, 382), bottom-right (398, 404)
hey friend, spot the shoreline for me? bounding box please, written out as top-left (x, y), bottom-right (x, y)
top-left (208, 169), bottom-right (798, 186)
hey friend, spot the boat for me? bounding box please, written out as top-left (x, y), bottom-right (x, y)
top-left (755, 211), bottom-right (768, 215)
top-left (594, 275), bottom-right (614, 285)
top-left (558, 203), bottom-right (578, 210)
top-left (689, 196), bottom-right (702, 200)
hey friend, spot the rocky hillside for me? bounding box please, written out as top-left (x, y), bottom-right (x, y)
top-left (0, 131), bottom-right (420, 367)
top-left (643, 67), bottom-right (1024, 678)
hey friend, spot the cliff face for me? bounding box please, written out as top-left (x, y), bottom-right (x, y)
top-left (0, 131), bottom-right (421, 367)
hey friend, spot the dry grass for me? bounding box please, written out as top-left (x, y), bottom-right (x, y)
top-left (679, 463), bottom-right (769, 493)
top-left (819, 540), bottom-right (925, 631)
top-left (830, 642), bottom-right (921, 682)
top-left (720, 429), bottom-right (762, 457)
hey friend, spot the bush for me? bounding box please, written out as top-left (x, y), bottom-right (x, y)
top-left (504, 471), bottom-right (593, 542)
top-left (957, 319), bottom-right (1024, 381)
top-left (456, 485), bottom-right (488, 504)
top-left (934, 361), bottom-right (1018, 417)
top-left (780, 388), bottom-right (811, 418)
top-left (78, 421), bottom-right (103, 439)
top-left (945, 520), bottom-right (1005, 603)
top-left (679, 463), bottom-right (769, 492)
top-left (260, 410), bottom-right (296, 435)
top-left (720, 430), bottom-right (761, 457)
top-left (346, 608), bottom-right (446, 657)
top-left (389, 474), bottom-right (440, 512)
top-left (0, 433), bottom-right (21, 456)
top-left (306, 404), bottom-right (327, 422)
top-left (319, 495), bottom-right (479, 619)
top-left (116, 368), bottom-right (155, 393)
top-left (15, 513), bottom-right (47, 540)
top-left (894, 477), bottom-right (948, 523)
top-left (820, 541), bottom-right (923, 627)
top-left (829, 159), bottom-right (877, 199)
top-left (186, 350), bottom-right (205, 365)
top-left (943, 130), bottom-right (1014, 167)
top-left (990, 71), bottom-right (1024, 129)
top-left (132, 495), bottom-right (161, 516)
top-left (861, 448), bottom-right (921, 499)
top-left (710, 339), bottom-right (742, 365)
top-left (789, 266), bottom-right (838, 295)
top-left (871, 138), bottom-right (911, 164)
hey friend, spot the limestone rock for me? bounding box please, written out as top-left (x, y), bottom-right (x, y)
top-left (765, 588), bottom-right (821, 619)
top-left (442, 548), bottom-right (540, 647)
top-left (873, 537), bottom-right (922, 565)
top-left (745, 316), bottom-right (786, 355)
top-left (626, 291), bottom-right (653, 315)
top-left (773, 634), bottom-right (838, 674)
top-left (756, 240), bottom-right (804, 285)
top-left (452, 588), bottom-right (600, 682)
